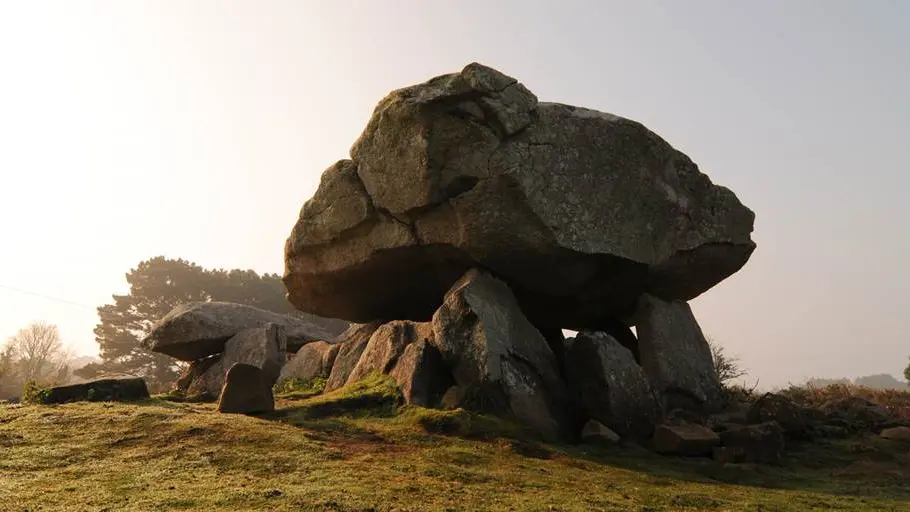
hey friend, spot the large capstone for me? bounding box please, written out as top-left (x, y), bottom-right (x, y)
top-left (284, 63), bottom-right (755, 330)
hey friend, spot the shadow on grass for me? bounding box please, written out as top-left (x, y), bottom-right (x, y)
top-left (257, 373), bottom-right (910, 504)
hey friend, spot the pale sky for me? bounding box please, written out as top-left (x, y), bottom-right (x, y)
top-left (0, 1), bottom-right (907, 388)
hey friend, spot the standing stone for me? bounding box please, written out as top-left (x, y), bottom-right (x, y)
top-left (142, 301), bottom-right (347, 361)
top-left (279, 341), bottom-right (341, 384)
top-left (389, 339), bottom-right (452, 407)
top-left (564, 331), bottom-right (659, 439)
top-left (176, 325), bottom-right (286, 399)
top-left (324, 322), bottom-right (383, 392)
top-left (431, 269), bottom-right (569, 441)
top-left (218, 363), bottom-right (275, 414)
top-left (346, 320), bottom-right (433, 385)
top-left (635, 294), bottom-right (722, 413)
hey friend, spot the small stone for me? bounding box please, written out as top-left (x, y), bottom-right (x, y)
top-left (652, 423), bottom-right (720, 456)
top-left (581, 419), bottom-right (621, 444)
top-left (880, 426), bottom-right (910, 442)
top-left (717, 421), bottom-right (785, 463)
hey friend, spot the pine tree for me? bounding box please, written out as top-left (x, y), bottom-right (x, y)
top-left (78, 257), bottom-right (302, 391)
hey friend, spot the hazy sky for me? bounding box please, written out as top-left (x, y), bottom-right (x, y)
top-left (0, 1), bottom-right (907, 388)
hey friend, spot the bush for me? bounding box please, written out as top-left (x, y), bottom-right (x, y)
top-left (779, 382), bottom-right (910, 422)
top-left (21, 381), bottom-right (50, 404)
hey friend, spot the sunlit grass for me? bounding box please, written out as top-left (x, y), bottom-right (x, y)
top-left (1, 374), bottom-right (908, 511)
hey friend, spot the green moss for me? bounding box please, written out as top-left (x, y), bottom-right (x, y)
top-left (274, 376), bottom-right (327, 397)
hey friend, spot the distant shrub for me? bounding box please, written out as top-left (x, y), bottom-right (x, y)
top-left (779, 382), bottom-right (910, 422)
top-left (21, 381), bottom-right (50, 404)
top-left (707, 338), bottom-right (757, 406)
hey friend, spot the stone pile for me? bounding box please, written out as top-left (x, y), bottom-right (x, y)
top-left (149, 64), bottom-right (763, 445)
top-left (141, 301), bottom-right (349, 412)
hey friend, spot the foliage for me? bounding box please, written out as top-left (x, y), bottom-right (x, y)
top-left (779, 382), bottom-right (910, 422)
top-left (0, 322), bottom-right (75, 399)
top-left (21, 380), bottom-right (49, 404)
top-left (905, 357), bottom-right (909, 383)
top-left (81, 256), bottom-right (302, 392)
top-left (2, 389), bottom-right (909, 510)
top-left (274, 376), bottom-right (327, 397)
top-left (707, 338), bottom-right (747, 385)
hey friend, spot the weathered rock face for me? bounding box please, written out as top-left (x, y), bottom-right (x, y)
top-left (176, 325), bottom-right (287, 398)
top-left (324, 322), bottom-right (383, 392)
top-left (279, 341), bottom-right (341, 384)
top-left (431, 269), bottom-right (569, 441)
top-left (388, 339), bottom-right (452, 407)
top-left (218, 363), bottom-right (275, 414)
top-left (38, 378), bottom-right (150, 404)
top-left (284, 63), bottom-right (755, 330)
top-left (635, 294), bottom-right (723, 412)
top-left (346, 320), bottom-right (433, 385)
top-left (564, 331), bottom-right (659, 439)
top-left (716, 421), bottom-right (785, 463)
top-left (142, 301), bottom-right (348, 361)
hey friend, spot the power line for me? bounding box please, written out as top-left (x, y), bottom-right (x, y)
top-left (0, 283), bottom-right (96, 310)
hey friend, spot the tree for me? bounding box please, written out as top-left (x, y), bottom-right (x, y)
top-left (6, 322), bottom-right (71, 384)
top-left (708, 337), bottom-right (747, 385)
top-left (905, 357), bottom-right (909, 383)
top-left (80, 257), bottom-right (303, 391)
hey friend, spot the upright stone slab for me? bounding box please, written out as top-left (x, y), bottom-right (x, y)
top-left (218, 363), bottom-right (275, 415)
top-left (431, 269), bottom-right (570, 441)
top-left (564, 331), bottom-right (659, 439)
top-left (346, 320), bottom-right (434, 385)
top-left (324, 322), bottom-right (383, 392)
top-left (388, 339), bottom-right (451, 407)
top-left (635, 294), bottom-right (722, 413)
top-left (279, 341), bottom-right (341, 384)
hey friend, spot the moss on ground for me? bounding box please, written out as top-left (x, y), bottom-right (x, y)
top-left (1, 374), bottom-right (908, 511)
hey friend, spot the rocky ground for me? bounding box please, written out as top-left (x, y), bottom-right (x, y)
top-left (2, 376), bottom-right (909, 512)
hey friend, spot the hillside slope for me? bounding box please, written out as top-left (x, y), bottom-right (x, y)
top-left (1, 376), bottom-right (908, 512)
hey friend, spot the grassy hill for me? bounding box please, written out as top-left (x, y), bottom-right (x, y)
top-left (1, 375), bottom-right (908, 512)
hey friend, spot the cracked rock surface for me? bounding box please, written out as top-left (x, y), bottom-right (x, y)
top-left (284, 63), bottom-right (755, 329)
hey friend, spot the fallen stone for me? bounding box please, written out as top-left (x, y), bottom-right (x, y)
top-left (880, 426), bottom-right (910, 442)
top-left (218, 363), bottom-right (275, 414)
top-left (36, 378), bottom-right (150, 404)
top-left (389, 339), bottom-right (452, 407)
top-left (564, 331), bottom-right (659, 439)
top-left (279, 341), bottom-right (341, 384)
top-left (717, 421), bottom-right (785, 463)
top-left (324, 322), bottom-right (383, 392)
top-left (581, 419), bottom-right (621, 444)
top-left (653, 423), bottom-right (721, 457)
top-left (635, 294), bottom-right (723, 412)
top-left (821, 396), bottom-right (892, 433)
top-left (283, 63), bottom-right (756, 330)
top-left (431, 269), bottom-right (570, 441)
top-left (142, 301), bottom-right (348, 361)
top-left (176, 325), bottom-right (287, 398)
top-left (747, 393), bottom-right (811, 439)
